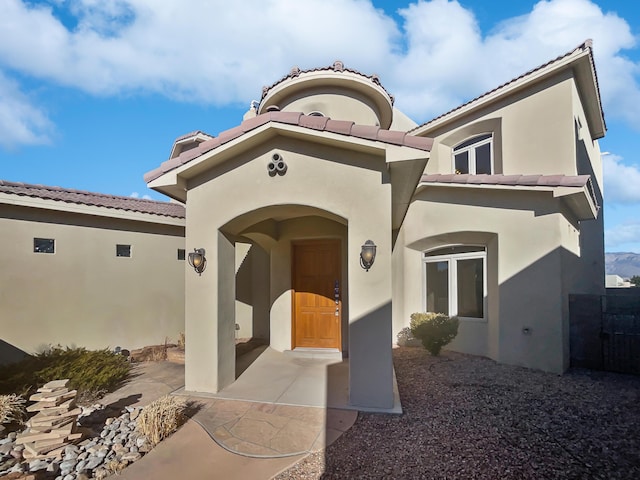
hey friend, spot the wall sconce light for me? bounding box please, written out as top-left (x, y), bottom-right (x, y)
top-left (360, 240), bottom-right (377, 272)
top-left (188, 248), bottom-right (206, 275)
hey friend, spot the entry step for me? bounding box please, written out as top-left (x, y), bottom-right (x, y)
top-left (285, 348), bottom-right (343, 360)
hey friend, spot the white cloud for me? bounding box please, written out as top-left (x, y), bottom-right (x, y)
top-left (499, 0), bottom-right (640, 127)
top-left (130, 191), bottom-right (152, 199)
top-left (0, 0), bottom-right (639, 144)
top-left (603, 154), bottom-right (640, 204)
top-left (391, 0), bottom-right (639, 121)
top-left (605, 221), bottom-right (640, 249)
top-left (389, 0), bottom-right (484, 116)
top-left (0, 71), bottom-right (53, 148)
top-left (0, 0), bottom-right (398, 104)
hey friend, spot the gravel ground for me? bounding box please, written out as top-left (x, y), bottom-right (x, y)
top-left (276, 347), bottom-right (640, 480)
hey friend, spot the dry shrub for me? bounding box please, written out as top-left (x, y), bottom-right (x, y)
top-left (102, 460), bottom-right (127, 477)
top-left (136, 395), bottom-right (187, 446)
top-left (177, 332), bottom-right (185, 349)
top-left (151, 344), bottom-right (168, 362)
top-left (130, 345), bottom-right (168, 362)
top-left (0, 394), bottom-right (26, 425)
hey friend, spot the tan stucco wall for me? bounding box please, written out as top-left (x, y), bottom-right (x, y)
top-left (259, 69), bottom-right (394, 129)
top-left (278, 90), bottom-right (383, 127)
top-left (390, 107), bottom-right (418, 132)
top-left (183, 136), bottom-right (396, 408)
top-left (569, 80), bottom-right (606, 294)
top-left (400, 71), bottom-right (604, 373)
top-left (424, 72), bottom-right (576, 176)
top-left (400, 188), bottom-right (582, 373)
top-left (0, 204), bottom-right (185, 362)
top-left (234, 241), bottom-right (271, 341)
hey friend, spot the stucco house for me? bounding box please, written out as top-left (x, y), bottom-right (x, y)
top-left (143, 40), bottom-right (604, 410)
top-left (1, 40), bottom-right (604, 411)
top-left (0, 182), bottom-right (186, 365)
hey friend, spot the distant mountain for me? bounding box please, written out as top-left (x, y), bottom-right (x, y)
top-left (605, 252), bottom-right (640, 279)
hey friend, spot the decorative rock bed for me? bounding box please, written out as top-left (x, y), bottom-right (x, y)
top-left (0, 404), bottom-right (152, 479)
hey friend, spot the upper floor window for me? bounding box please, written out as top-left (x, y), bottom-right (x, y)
top-left (453, 134), bottom-right (492, 175)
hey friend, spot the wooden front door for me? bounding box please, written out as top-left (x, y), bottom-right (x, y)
top-left (292, 240), bottom-right (342, 350)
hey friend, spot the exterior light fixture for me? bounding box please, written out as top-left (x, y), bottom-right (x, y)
top-left (188, 248), bottom-right (206, 275)
top-left (360, 240), bottom-right (377, 272)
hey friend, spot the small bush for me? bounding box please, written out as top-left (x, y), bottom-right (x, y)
top-left (0, 346), bottom-right (131, 400)
top-left (0, 394), bottom-right (26, 426)
top-left (410, 312), bottom-right (459, 356)
top-left (397, 327), bottom-right (421, 347)
top-left (136, 395), bottom-right (187, 446)
top-left (177, 332), bottom-right (185, 349)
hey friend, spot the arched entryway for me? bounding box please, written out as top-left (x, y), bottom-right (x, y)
top-left (220, 205), bottom-right (349, 367)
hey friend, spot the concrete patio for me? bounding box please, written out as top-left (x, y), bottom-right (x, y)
top-left (171, 346), bottom-right (400, 458)
top-left (101, 346), bottom-right (395, 479)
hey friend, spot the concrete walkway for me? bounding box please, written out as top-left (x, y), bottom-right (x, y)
top-left (118, 421), bottom-right (307, 480)
top-left (191, 399), bottom-right (355, 457)
top-left (99, 350), bottom-right (363, 479)
top-left (182, 347), bottom-right (402, 414)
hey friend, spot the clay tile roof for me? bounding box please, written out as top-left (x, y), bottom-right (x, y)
top-left (0, 180), bottom-right (185, 218)
top-left (299, 115), bottom-right (330, 130)
top-left (350, 124), bottom-right (380, 141)
top-left (411, 40), bottom-right (598, 132)
top-left (270, 111), bottom-right (303, 125)
top-left (325, 119), bottom-right (355, 135)
top-left (419, 173), bottom-right (591, 189)
top-left (173, 130), bottom-right (214, 143)
top-left (261, 60), bottom-right (395, 105)
top-left (145, 113), bottom-right (433, 183)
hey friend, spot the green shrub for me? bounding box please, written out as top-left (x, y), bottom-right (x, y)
top-left (410, 312), bottom-right (459, 356)
top-left (0, 346), bottom-right (131, 400)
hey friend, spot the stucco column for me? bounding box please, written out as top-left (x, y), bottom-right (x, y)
top-left (217, 231), bottom-right (237, 389)
top-left (348, 216), bottom-right (394, 409)
top-left (184, 228), bottom-right (236, 394)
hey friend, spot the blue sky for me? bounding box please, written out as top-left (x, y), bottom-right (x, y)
top-left (1, 0), bottom-right (639, 252)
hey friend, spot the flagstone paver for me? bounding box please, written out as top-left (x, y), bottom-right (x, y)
top-left (192, 399), bottom-right (357, 457)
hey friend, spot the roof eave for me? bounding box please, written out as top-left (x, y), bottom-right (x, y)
top-left (147, 121), bottom-right (431, 199)
top-left (416, 182), bottom-right (598, 221)
top-left (147, 173), bottom-right (188, 203)
top-left (169, 132), bottom-right (215, 160)
top-left (573, 51), bottom-right (606, 139)
top-left (554, 185), bottom-right (600, 220)
top-left (0, 192), bottom-right (186, 226)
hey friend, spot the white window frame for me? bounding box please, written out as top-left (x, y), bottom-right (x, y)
top-left (422, 246), bottom-right (487, 322)
top-left (452, 134), bottom-right (493, 175)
